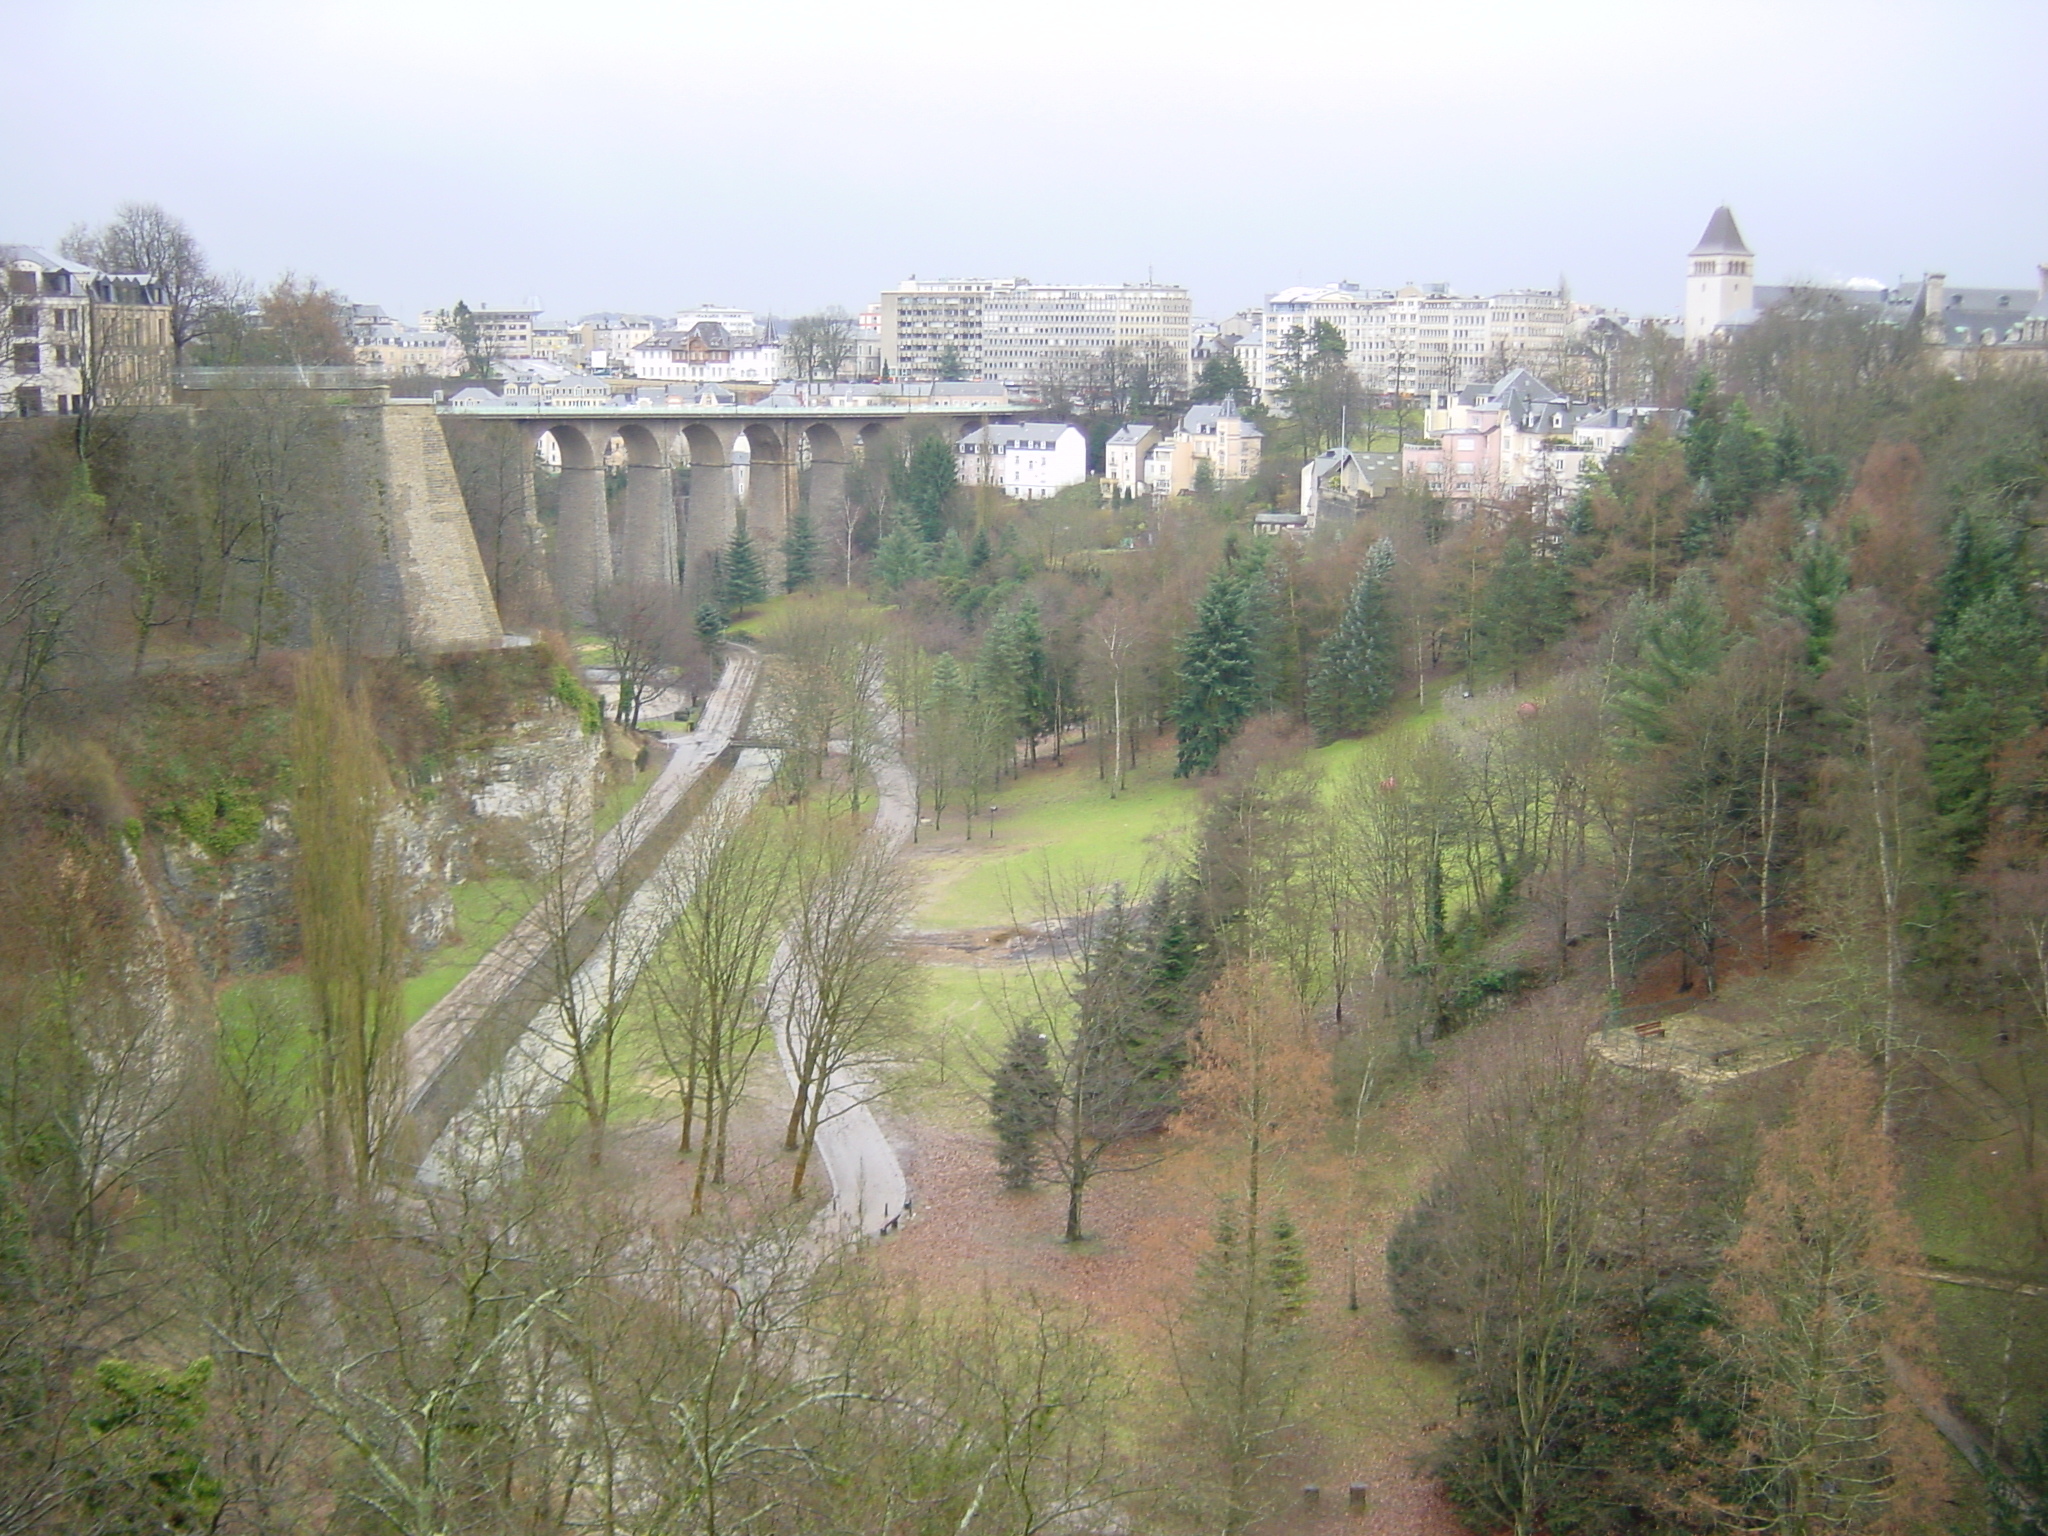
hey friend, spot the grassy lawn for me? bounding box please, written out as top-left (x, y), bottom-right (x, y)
top-left (401, 877), bottom-right (530, 1025)
top-left (911, 745), bottom-right (1196, 929)
top-left (594, 756), bottom-right (663, 836)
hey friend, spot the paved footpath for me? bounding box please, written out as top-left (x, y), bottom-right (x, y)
top-left (403, 647), bottom-right (759, 1147)
top-left (763, 719), bottom-right (916, 1239)
top-left (419, 747), bottom-right (779, 1182)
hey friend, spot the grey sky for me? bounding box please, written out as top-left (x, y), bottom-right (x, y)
top-left (14, 0), bottom-right (2046, 325)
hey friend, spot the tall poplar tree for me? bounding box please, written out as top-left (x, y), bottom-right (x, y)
top-left (291, 645), bottom-right (406, 1192)
top-left (1305, 537), bottom-right (1397, 743)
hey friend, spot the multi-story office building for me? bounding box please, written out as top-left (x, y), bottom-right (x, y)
top-left (1259, 281), bottom-right (1571, 395)
top-left (980, 282), bottom-right (1190, 389)
top-left (879, 277), bottom-right (1191, 386)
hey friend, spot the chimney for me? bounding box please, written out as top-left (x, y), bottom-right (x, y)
top-left (1922, 273), bottom-right (1947, 345)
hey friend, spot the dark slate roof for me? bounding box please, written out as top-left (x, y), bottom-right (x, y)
top-left (1691, 206), bottom-right (1752, 257)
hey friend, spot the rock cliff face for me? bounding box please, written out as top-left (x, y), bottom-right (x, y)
top-left (156, 707), bottom-right (606, 977)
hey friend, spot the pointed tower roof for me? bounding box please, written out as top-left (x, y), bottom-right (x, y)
top-left (1691, 206), bottom-right (1752, 257)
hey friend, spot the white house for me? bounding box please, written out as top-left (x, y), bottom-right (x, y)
top-left (1104, 424), bottom-right (1160, 498)
top-left (957, 422), bottom-right (1088, 499)
top-left (627, 321), bottom-right (782, 384)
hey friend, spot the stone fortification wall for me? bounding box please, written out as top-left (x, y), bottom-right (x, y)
top-left (354, 402), bottom-right (504, 652)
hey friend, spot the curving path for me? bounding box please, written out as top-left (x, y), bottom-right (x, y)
top-left (763, 716), bottom-right (916, 1239)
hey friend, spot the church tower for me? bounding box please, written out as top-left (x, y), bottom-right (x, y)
top-left (1683, 206), bottom-right (1754, 351)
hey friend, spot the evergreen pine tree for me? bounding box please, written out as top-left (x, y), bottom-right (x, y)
top-left (871, 515), bottom-right (930, 593)
top-left (1927, 511), bottom-right (2044, 859)
top-left (1612, 570), bottom-right (1729, 747)
top-left (974, 600), bottom-right (1052, 759)
top-left (1685, 396), bottom-right (1772, 554)
top-left (1267, 1210), bottom-right (1309, 1322)
top-left (1475, 531), bottom-right (1570, 687)
top-left (935, 527), bottom-right (971, 582)
top-left (780, 508), bottom-right (817, 592)
top-left (694, 602), bottom-right (726, 644)
top-left (1176, 560), bottom-right (1261, 775)
top-left (893, 436), bottom-right (959, 542)
top-left (1305, 537), bottom-right (1397, 743)
top-left (719, 521), bottom-right (767, 611)
top-left (1681, 372), bottom-right (1723, 484)
top-left (1772, 534), bottom-right (1850, 668)
top-left (989, 1025), bottom-right (1056, 1189)
top-left (969, 527), bottom-right (993, 569)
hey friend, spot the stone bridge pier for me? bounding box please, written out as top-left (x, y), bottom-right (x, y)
top-left (617, 423), bottom-right (678, 589)
top-left (679, 421), bottom-right (742, 605)
top-left (452, 407), bottom-right (995, 624)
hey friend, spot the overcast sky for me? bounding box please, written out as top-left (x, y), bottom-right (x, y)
top-left (15, 0), bottom-right (2046, 326)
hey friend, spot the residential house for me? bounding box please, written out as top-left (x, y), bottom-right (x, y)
top-left (1179, 395), bottom-right (1263, 482)
top-left (957, 422), bottom-right (1088, 500)
top-left (1400, 367), bottom-right (1651, 517)
top-left (4, 245), bottom-right (173, 415)
top-left (1299, 447), bottom-right (1400, 529)
top-left (1112, 396), bottom-right (1263, 498)
top-left (1104, 424), bottom-right (1160, 498)
top-left (627, 321), bottom-right (782, 384)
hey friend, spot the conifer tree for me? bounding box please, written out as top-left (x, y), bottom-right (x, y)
top-left (989, 1025), bottom-right (1056, 1189)
top-left (975, 600), bottom-right (1051, 760)
top-left (893, 435), bottom-right (958, 542)
top-left (694, 602), bottom-right (726, 644)
top-left (1175, 560), bottom-right (1261, 775)
top-left (780, 507), bottom-right (817, 592)
top-left (1612, 571), bottom-right (1729, 747)
top-left (1168, 1198), bottom-right (1313, 1534)
top-left (1681, 371), bottom-right (1723, 484)
top-left (1927, 510), bottom-right (2044, 859)
top-left (934, 527), bottom-right (970, 582)
top-left (871, 514), bottom-right (929, 593)
top-left (1305, 537), bottom-right (1397, 742)
top-left (719, 521), bottom-right (768, 611)
top-left (1475, 530), bottom-right (1569, 686)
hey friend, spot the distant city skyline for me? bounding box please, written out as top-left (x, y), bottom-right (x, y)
top-left (15, 0), bottom-right (2044, 329)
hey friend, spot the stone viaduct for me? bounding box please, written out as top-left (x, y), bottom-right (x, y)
top-left (438, 398), bottom-right (1006, 626)
top-left (173, 369), bottom-right (1008, 652)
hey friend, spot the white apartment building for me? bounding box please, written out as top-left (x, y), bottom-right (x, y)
top-left (879, 277), bottom-right (1012, 380)
top-left (981, 282), bottom-right (1191, 390)
top-left (1259, 282), bottom-right (1571, 395)
top-left (957, 422), bottom-right (1088, 499)
top-left (421, 302), bottom-right (542, 360)
top-left (879, 277), bottom-right (1191, 386)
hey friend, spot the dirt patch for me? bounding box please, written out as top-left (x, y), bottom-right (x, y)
top-left (900, 914), bottom-right (1089, 967)
top-left (873, 1094), bottom-right (1465, 1536)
